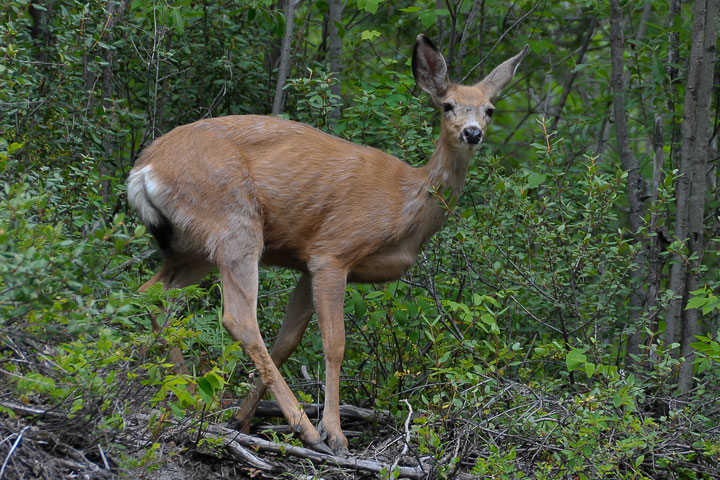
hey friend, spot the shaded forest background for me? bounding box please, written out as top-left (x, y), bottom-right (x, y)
top-left (1, 0), bottom-right (719, 478)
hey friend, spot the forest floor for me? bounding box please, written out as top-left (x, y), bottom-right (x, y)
top-left (0, 396), bottom-right (442, 480)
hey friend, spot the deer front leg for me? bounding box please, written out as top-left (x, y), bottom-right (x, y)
top-left (220, 262), bottom-right (332, 456)
top-left (233, 273), bottom-right (314, 432)
top-left (309, 259), bottom-right (349, 456)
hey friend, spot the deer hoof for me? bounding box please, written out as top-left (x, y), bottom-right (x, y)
top-left (309, 440), bottom-right (335, 456)
top-left (318, 421), bottom-right (349, 456)
top-left (332, 445), bottom-right (350, 457)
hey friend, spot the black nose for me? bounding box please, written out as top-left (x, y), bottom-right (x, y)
top-left (463, 126), bottom-right (483, 144)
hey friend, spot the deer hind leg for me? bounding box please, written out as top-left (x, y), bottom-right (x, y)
top-left (138, 252), bottom-right (213, 292)
top-left (220, 252), bottom-right (332, 455)
top-left (309, 257), bottom-right (350, 456)
top-left (233, 273), bottom-right (314, 433)
top-left (139, 252), bottom-right (213, 375)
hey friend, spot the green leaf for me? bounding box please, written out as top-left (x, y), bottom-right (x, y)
top-left (526, 172), bottom-right (547, 189)
top-left (357, 0), bottom-right (381, 13)
top-left (351, 292), bottom-right (367, 318)
top-left (398, 6), bottom-right (421, 12)
top-left (196, 377), bottom-right (214, 406)
top-left (480, 313), bottom-right (495, 325)
top-left (686, 295), bottom-right (708, 310)
top-left (565, 348), bottom-right (587, 372)
top-left (651, 53), bottom-right (665, 85)
top-left (171, 9), bottom-right (184, 35)
top-left (360, 29), bottom-right (381, 41)
top-left (204, 371), bottom-right (225, 390)
top-left (170, 403), bottom-right (185, 417)
top-left (584, 362), bottom-right (596, 378)
top-left (534, 346), bottom-right (549, 357)
top-left (418, 10), bottom-right (439, 28)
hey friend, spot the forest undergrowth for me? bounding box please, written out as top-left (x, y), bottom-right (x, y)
top-left (2, 0), bottom-right (720, 478)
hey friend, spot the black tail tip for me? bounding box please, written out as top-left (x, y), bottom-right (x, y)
top-left (147, 213), bottom-right (173, 254)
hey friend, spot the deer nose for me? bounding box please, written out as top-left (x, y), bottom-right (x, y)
top-left (462, 126), bottom-right (483, 144)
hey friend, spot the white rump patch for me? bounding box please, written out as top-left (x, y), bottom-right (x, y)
top-left (127, 165), bottom-right (164, 226)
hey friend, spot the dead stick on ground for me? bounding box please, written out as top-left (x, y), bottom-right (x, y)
top-left (208, 434), bottom-right (275, 471)
top-left (0, 425), bottom-right (29, 479)
top-left (254, 400), bottom-right (392, 423)
top-left (97, 443), bottom-right (110, 470)
top-left (390, 399), bottom-right (413, 474)
top-left (205, 423), bottom-right (427, 479)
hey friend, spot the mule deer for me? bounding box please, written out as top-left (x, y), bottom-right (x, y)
top-left (127, 34), bottom-right (527, 456)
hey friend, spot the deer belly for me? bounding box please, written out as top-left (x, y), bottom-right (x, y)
top-left (348, 247), bottom-right (417, 283)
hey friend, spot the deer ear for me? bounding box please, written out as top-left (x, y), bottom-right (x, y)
top-left (478, 44), bottom-right (529, 99)
top-left (412, 34), bottom-right (449, 99)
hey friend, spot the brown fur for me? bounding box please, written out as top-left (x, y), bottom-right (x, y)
top-left (127, 35), bottom-right (528, 455)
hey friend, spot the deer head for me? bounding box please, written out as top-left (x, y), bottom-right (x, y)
top-left (413, 34), bottom-right (529, 151)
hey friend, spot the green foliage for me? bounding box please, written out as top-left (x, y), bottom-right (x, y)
top-left (285, 68), bottom-right (342, 131)
top-left (2, 0), bottom-right (719, 477)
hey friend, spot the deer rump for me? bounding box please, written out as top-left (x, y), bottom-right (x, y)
top-left (127, 34), bottom-right (528, 456)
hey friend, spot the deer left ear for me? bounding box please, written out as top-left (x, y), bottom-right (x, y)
top-left (478, 44), bottom-right (529, 100)
top-left (412, 34), bottom-right (449, 99)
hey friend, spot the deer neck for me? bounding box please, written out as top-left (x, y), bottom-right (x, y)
top-left (401, 137), bottom-right (473, 244)
top-left (423, 139), bottom-right (473, 198)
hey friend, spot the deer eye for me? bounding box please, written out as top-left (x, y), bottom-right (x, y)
top-left (442, 102), bottom-right (454, 113)
top-left (486, 107), bottom-right (495, 118)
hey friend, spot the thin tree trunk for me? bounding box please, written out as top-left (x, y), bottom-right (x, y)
top-left (454, 0), bottom-right (481, 80)
top-left (29, 0), bottom-right (53, 62)
top-left (645, 0), bottom-right (681, 338)
top-left (435, 0), bottom-right (445, 52)
top-left (677, 0), bottom-right (720, 393)
top-left (272, 0), bottom-right (299, 115)
top-left (666, 0), bottom-right (719, 361)
top-left (477, 0), bottom-right (486, 79)
top-left (609, 0), bottom-right (646, 364)
top-left (646, 114), bottom-right (664, 343)
top-left (98, 0), bottom-right (131, 202)
top-left (550, 16), bottom-right (596, 131)
top-left (327, 0), bottom-right (343, 125)
top-left (445, 0), bottom-right (458, 73)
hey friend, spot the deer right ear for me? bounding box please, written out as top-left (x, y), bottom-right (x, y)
top-left (412, 34), bottom-right (449, 99)
top-left (478, 44), bottom-right (529, 100)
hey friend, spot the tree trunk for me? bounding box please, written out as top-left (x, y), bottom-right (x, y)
top-left (454, 0), bottom-right (481, 79)
top-left (609, 0), bottom-right (646, 364)
top-left (476, 0), bottom-right (487, 79)
top-left (550, 16), bottom-right (595, 131)
top-left (327, 0), bottom-right (343, 125)
top-left (645, 114), bottom-right (664, 346)
top-left (29, 0), bottom-right (53, 62)
top-left (272, 0), bottom-right (299, 115)
top-left (677, 0), bottom-right (720, 393)
top-left (645, 0), bottom-right (681, 341)
top-left (98, 0), bottom-right (131, 203)
top-left (435, 0), bottom-right (445, 52)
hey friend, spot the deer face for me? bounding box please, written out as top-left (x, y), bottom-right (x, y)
top-left (436, 84), bottom-right (495, 150)
top-left (412, 34), bottom-right (528, 151)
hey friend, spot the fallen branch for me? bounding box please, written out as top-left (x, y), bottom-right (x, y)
top-left (204, 431), bottom-right (275, 471)
top-left (0, 400), bottom-right (65, 419)
top-left (254, 400), bottom-right (392, 423)
top-left (390, 399), bottom-right (413, 474)
top-left (0, 425), bottom-right (29, 479)
top-left (253, 424), bottom-right (363, 438)
top-left (205, 423), bottom-right (427, 479)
